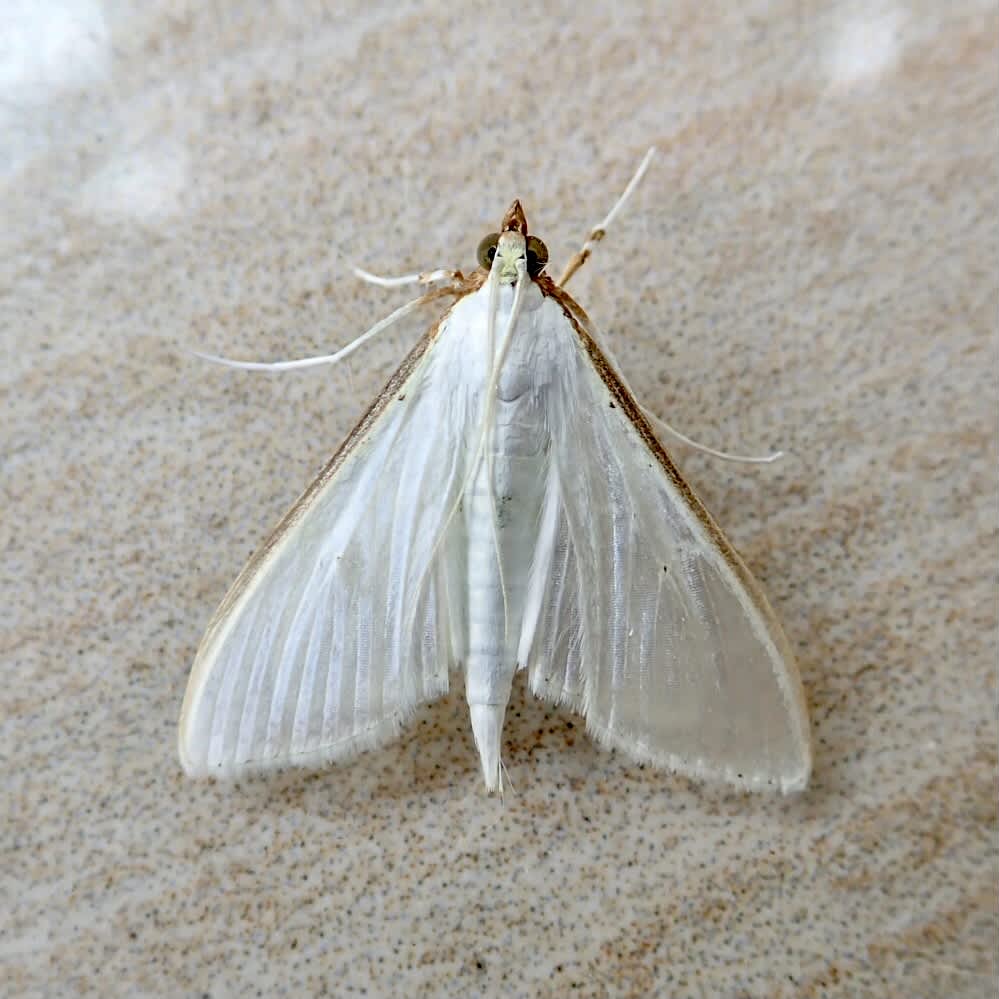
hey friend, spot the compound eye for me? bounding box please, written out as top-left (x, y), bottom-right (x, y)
top-left (476, 232), bottom-right (500, 270)
top-left (526, 235), bottom-right (549, 277)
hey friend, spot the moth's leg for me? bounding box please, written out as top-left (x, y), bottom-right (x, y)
top-left (557, 147), bottom-right (657, 287)
top-left (352, 266), bottom-right (463, 289)
top-left (188, 293), bottom-right (434, 371)
top-left (642, 405), bottom-right (784, 465)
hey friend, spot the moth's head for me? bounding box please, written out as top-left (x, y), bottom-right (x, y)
top-left (476, 200), bottom-right (549, 285)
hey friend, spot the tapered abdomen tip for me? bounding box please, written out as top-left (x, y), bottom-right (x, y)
top-left (469, 703), bottom-right (505, 793)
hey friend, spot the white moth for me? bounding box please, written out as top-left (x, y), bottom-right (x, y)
top-left (178, 150), bottom-right (811, 794)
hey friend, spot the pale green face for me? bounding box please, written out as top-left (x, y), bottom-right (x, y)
top-left (494, 230), bottom-right (527, 284)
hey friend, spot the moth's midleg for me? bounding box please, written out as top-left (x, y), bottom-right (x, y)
top-left (557, 146), bottom-right (657, 287)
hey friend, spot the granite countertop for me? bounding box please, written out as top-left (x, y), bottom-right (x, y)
top-left (2, 3), bottom-right (996, 997)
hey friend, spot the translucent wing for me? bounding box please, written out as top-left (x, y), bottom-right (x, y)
top-left (179, 305), bottom-right (475, 777)
top-left (522, 288), bottom-right (811, 792)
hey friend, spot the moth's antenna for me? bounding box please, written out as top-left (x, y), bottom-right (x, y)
top-left (398, 267), bottom-right (501, 659)
top-left (481, 263), bottom-right (529, 648)
top-left (402, 265), bottom-right (527, 663)
top-left (482, 267), bottom-right (509, 648)
top-left (187, 293), bottom-right (434, 371)
top-left (558, 146), bottom-right (657, 287)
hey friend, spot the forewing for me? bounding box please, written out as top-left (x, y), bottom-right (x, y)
top-left (524, 295), bottom-right (811, 791)
top-left (179, 309), bottom-right (473, 777)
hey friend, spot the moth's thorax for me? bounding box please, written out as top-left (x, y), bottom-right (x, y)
top-left (444, 279), bottom-right (558, 405)
top-left (466, 275), bottom-right (545, 320)
top-left (493, 275), bottom-right (544, 314)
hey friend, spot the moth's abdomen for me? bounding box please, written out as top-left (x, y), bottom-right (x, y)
top-left (462, 393), bottom-right (550, 791)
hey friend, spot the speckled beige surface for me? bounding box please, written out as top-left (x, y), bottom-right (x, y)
top-left (2, 2), bottom-right (996, 997)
